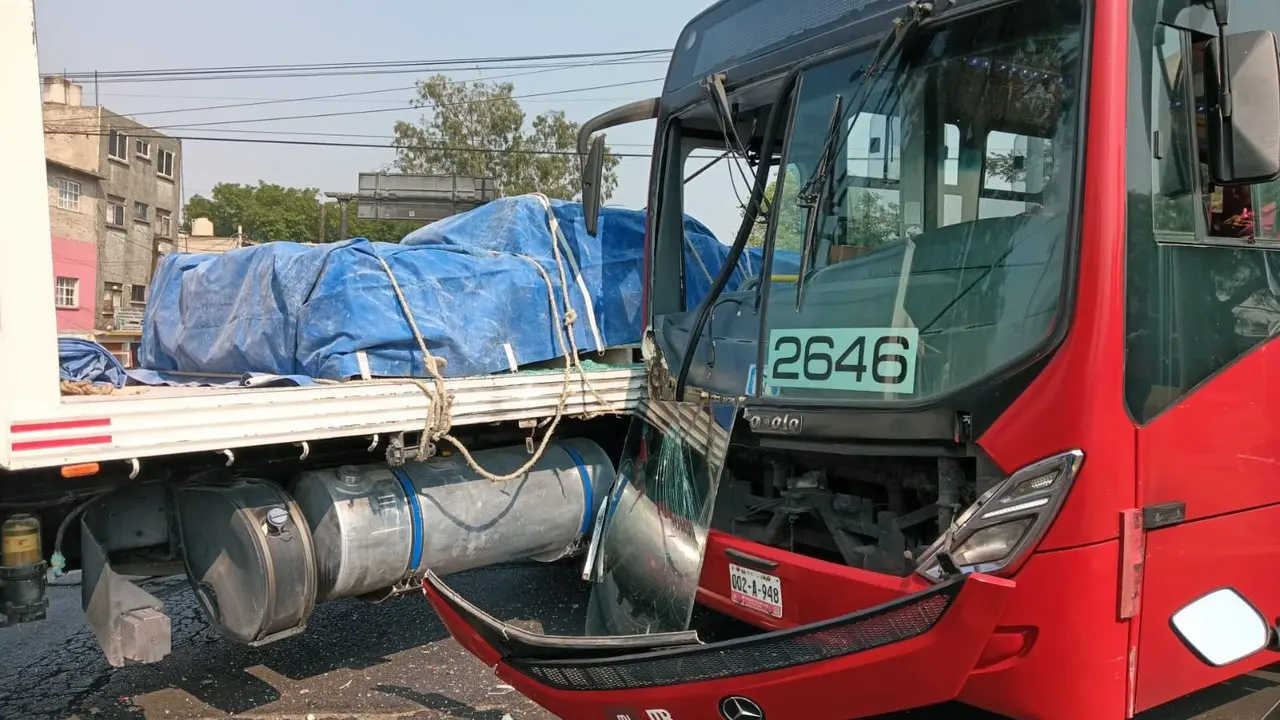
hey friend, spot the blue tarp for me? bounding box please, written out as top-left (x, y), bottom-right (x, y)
top-left (139, 197), bottom-right (801, 382)
top-left (58, 337), bottom-right (127, 388)
top-left (125, 369), bottom-right (317, 388)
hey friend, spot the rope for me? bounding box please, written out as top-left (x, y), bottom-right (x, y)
top-left (60, 380), bottom-right (116, 396)
top-left (370, 192), bottom-right (620, 483)
top-left (542, 198), bottom-right (606, 354)
top-left (529, 193), bottom-right (617, 412)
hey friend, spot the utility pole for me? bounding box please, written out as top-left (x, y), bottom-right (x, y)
top-left (323, 192), bottom-right (353, 240)
top-left (319, 201), bottom-right (326, 243)
top-left (150, 233), bottom-right (161, 278)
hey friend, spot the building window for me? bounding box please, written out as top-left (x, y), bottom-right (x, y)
top-left (135, 138), bottom-right (151, 160)
top-left (156, 209), bottom-right (172, 238)
top-left (108, 130), bottom-right (129, 161)
top-left (130, 284), bottom-right (147, 305)
top-left (106, 196), bottom-right (126, 226)
top-left (102, 282), bottom-right (123, 315)
top-left (55, 277), bottom-right (78, 309)
top-left (133, 202), bottom-right (149, 222)
top-left (157, 149), bottom-right (174, 179)
top-left (57, 179), bottom-right (81, 211)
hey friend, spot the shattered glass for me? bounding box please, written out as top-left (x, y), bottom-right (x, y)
top-left (584, 398), bottom-right (739, 636)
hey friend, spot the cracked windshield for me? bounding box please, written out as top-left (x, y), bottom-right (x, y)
top-left (584, 400), bottom-right (737, 636)
top-left (759, 1), bottom-right (1084, 403)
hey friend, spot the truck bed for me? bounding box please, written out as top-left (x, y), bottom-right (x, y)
top-left (6, 363), bottom-right (644, 471)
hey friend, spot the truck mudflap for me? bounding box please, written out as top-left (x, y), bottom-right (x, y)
top-left (422, 569), bottom-right (1016, 720)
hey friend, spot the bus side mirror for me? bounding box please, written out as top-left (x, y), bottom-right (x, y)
top-left (582, 135), bottom-right (606, 237)
top-left (1171, 587), bottom-right (1277, 667)
top-left (1207, 30), bottom-right (1280, 186)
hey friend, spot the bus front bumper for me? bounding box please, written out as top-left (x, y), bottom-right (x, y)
top-left (421, 569), bottom-right (1015, 720)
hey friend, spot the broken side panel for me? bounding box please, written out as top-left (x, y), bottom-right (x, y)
top-left (584, 398), bottom-right (738, 636)
top-left (421, 566), bottom-right (1016, 720)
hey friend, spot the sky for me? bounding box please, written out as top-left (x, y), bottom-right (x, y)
top-left (33, 0), bottom-right (746, 241)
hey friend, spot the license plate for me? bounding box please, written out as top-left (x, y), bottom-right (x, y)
top-left (728, 563), bottom-right (783, 618)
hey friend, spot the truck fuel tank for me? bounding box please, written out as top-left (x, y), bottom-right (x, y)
top-left (291, 437), bottom-right (616, 603)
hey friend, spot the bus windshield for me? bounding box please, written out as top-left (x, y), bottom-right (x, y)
top-left (757, 0), bottom-right (1085, 404)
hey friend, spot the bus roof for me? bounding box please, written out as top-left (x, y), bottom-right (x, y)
top-left (664, 0), bottom-right (987, 96)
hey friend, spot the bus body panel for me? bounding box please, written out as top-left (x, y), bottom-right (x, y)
top-left (699, 532), bottom-right (1133, 720)
top-left (696, 530), bottom-right (928, 629)
top-left (1137, 344), bottom-right (1280, 521)
top-left (979, 0), bottom-right (1135, 554)
top-left (1135, 352), bottom-right (1280, 711)
top-left (957, 540), bottom-right (1130, 720)
top-left (1135, 502), bottom-right (1280, 711)
top-left (423, 571), bottom-right (1016, 720)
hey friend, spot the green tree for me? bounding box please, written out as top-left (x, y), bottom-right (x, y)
top-left (744, 170), bottom-right (899, 252)
top-left (746, 168), bottom-right (803, 251)
top-left (846, 190), bottom-right (901, 248)
top-left (184, 182), bottom-right (317, 241)
top-left (391, 75), bottom-right (621, 201)
top-left (183, 182), bottom-right (424, 244)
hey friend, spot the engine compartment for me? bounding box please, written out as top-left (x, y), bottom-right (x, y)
top-left (714, 441), bottom-right (1005, 576)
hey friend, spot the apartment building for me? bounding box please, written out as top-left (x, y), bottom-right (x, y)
top-left (47, 156), bottom-right (104, 335)
top-left (42, 76), bottom-right (181, 341)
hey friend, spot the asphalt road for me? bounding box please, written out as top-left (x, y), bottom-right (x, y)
top-left (1, 563), bottom-right (1277, 720)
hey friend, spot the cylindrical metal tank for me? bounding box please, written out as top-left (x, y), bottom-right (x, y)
top-left (292, 438), bottom-right (615, 603)
top-left (591, 477), bottom-right (706, 624)
top-left (291, 464), bottom-right (413, 603)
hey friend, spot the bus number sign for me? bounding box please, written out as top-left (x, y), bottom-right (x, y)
top-left (765, 328), bottom-right (918, 394)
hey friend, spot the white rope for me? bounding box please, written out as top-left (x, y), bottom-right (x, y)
top-left (537, 193), bottom-right (606, 354)
top-left (368, 193), bottom-right (620, 483)
top-left (516, 193), bottom-right (617, 416)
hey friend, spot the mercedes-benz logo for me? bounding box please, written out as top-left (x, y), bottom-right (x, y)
top-left (718, 695), bottom-right (765, 720)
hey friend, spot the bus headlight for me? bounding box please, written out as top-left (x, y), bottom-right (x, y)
top-left (915, 449), bottom-right (1084, 581)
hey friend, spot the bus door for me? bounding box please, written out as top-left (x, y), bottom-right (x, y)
top-left (1127, 3), bottom-right (1280, 713)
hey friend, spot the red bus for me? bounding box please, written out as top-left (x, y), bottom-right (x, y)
top-left (423, 1), bottom-right (1280, 718)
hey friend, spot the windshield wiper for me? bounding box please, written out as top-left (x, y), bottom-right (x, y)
top-left (795, 0), bottom-right (954, 199)
top-left (703, 73), bottom-right (772, 218)
top-left (790, 0), bottom-right (953, 308)
top-left (795, 94), bottom-right (843, 309)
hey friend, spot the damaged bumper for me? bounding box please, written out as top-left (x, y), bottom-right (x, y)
top-left (422, 569), bottom-right (1015, 720)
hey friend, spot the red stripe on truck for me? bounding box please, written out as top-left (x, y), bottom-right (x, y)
top-left (11, 434), bottom-right (113, 452)
top-left (11, 418), bottom-right (111, 434)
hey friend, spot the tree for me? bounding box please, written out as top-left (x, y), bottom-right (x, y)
top-left (184, 183), bottom-right (317, 242)
top-left (744, 168), bottom-right (899, 252)
top-left (746, 168), bottom-right (803, 251)
top-left (391, 75), bottom-right (620, 201)
top-left (183, 182), bottom-right (423, 244)
top-left (846, 190), bottom-right (901, 248)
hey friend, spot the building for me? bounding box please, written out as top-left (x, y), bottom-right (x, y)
top-left (42, 76), bottom-right (182, 343)
top-left (47, 156), bottom-right (104, 335)
top-left (176, 217), bottom-right (252, 255)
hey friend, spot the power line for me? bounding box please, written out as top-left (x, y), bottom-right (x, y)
top-left (105, 56), bottom-right (665, 119)
top-left (160, 77), bottom-right (664, 130)
top-left (52, 49), bottom-right (672, 84)
top-left (57, 49), bottom-right (671, 78)
top-left (67, 61), bottom-right (664, 84)
top-left (44, 77), bottom-right (665, 132)
top-left (134, 125), bottom-right (660, 147)
top-left (42, 129), bottom-right (714, 160)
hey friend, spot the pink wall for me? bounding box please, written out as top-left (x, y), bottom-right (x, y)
top-left (51, 236), bottom-right (97, 333)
